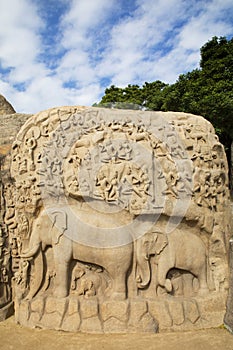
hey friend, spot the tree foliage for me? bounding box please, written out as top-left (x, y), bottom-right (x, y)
top-left (93, 81), bottom-right (168, 110)
top-left (163, 36), bottom-right (233, 149)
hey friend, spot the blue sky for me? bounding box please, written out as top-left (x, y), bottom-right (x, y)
top-left (0, 0), bottom-right (232, 114)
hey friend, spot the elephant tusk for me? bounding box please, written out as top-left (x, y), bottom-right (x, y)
top-left (136, 275), bottom-right (142, 283)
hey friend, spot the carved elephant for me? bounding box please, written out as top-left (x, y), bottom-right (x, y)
top-left (21, 206), bottom-right (134, 300)
top-left (136, 229), bottom-right (209, 295)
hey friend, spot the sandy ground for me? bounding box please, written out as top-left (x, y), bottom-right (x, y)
top-left (0, 317), bottom-right (233, 350)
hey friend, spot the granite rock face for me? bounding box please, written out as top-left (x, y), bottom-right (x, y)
top-left (224, 236), bottom-right (233, 332)
top-left (0, 113), bottom-right (32, 156)
top-left (0, 96), bottom-right (31, 321)
top-left (0, 94), bottom-right (15, 116)
top-left (0, 105), bottom-right (232, 333)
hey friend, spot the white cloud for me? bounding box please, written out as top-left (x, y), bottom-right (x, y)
top-left (178, 0), bottom-right (233, 51)
top-left (94, 0), bottom-right (194, 85)
top-left (60, 0), bottom-right (116, 50)
top-left (0, 0), bottom-right (232, 113)
top-left (0, 0), bottom-right (42, 68)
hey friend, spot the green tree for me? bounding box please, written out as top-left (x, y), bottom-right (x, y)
top-left (164, 37), bottom-right (233, 143)
top-left (95, 81), bottom-right (168, 110)
top-left (141, 81), bottom-right (168, 110)
top-left (163, 36), bottom-right (233, 184)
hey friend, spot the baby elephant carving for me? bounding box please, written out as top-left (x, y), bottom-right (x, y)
top-left (137, 229), bottom-right (209, 295)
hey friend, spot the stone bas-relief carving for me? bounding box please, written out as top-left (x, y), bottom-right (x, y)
top-left (0, 166), bottom-right (13, 321)
top-left (3, 106), bottom-right (231, 333)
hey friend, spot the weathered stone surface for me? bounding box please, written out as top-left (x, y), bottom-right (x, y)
top-left (103, 317), bottom-right (126, 333)
top-left (138, 313), bottom-right (158, 333)
top-left (183, 300), bottom-right (200, 324)
top-left (128, 299), bottom-right (147, 324)
top-left (45, 297), bottom-right (67, 315)
top-left (225, 237), bottom-right (233, 331)
top-left (0, 97), bottom-right (31, 322)
top-left (28, 312), bottom-right (41, 327)
top-left (0, 105), bottom-right (231, 333)
top-left (61, 311), bottom-right (81, 332)
top-left (0, 302), bottom-right (14, 322)
top-left (128, 300), bottom-right (158, 333)
top-left (30, 297), bottom-right (44, 314)
top-left (80, 316), bottom-right (103, 333)
top-left (67, 297), bottom-right (79, 315)
top-left (40, 312), bottom-right (62, 330)
top-left (0, 95), bottom-right (15, 116)
top-left (101, 300), bottom-right (129, 322)
top-left (168, 300), bottom-right (185, 326)
top-left (17, 300), bottom-right (29, 326)
top-left (148, 300), bottom-right (173, 329)
top-left (80, 298), bottom-right (99, 319)
top-left (0, 113), bottom-right (32, 155)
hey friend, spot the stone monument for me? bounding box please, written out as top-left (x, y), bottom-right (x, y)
top-left (0, 95), bottom-right (32, 321)
top-left (3, 106), bottom-right (232, 333)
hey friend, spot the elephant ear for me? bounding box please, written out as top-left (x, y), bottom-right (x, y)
top-left (154, 232), bottom-right (168, 254)
top-left (50, 210), bottom-right (67, 245)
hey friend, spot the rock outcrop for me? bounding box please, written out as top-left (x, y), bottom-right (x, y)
top-left (0, 95), bottom-right (31, 321)
top-left (5, 105), bottom-right (231, 333)
top-left (0, 94), bottom-right (16, 116)
top-left (0, 97), bottom-right (232, 334)
top-left (0, 94), bottom-right (32, 156)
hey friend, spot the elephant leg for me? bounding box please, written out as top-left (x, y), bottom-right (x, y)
top-left (53, 260), bottom-right (70, 298)
top-left (52, 236), bottom-right (72, 298)
top-left (197, 264), bottom-right (209, 295)
top-left (110, 274), bottom-right (127, 300)
top-left (106, 264), bottom-right (129, 300)
top-left (112, 273), bottom-right (127, 299)
top-left (103, 245), bottom-right (132, 300)
top-left (157, 258), bottom-right (172, 293)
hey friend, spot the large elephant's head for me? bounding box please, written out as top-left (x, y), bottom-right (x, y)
top-left (152, 231), bottom-right (168, 255)
top-left (21, 208), bottom-right (68, 259)
top-left (136, 230), bottom-right (168, 289)
top-left (49, 209), bottom-right (68, 245)
top-left (20, 208), bottom-right (68, 300)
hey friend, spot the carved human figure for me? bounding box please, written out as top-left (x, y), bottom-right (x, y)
top-left (17, 214), bottom-right (30, 240)
top-left (166, 132), bottom-right (185, 158)
top-left (18, 157), bottom-right (28, 175)
top-left (100, 140), bottom-right (117, 163)
top-left (118, 141), bottom-right (132, 160)
top-left (67, 175), bottom-right (79, 196)
top-left (162, 170), bottom-right (179, 198)
top-left (122, 165), bottom-right (142, 198)
top-left (107, 171), bottom-right (119, 201)
top-left (95, 170), bottom-right (110, 200)
top-left (194, 170), bottom-right (212, 207)
top-left (25, 133), bottom-right (37, 171)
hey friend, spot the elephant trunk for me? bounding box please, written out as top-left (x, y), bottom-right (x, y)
top-left (21, 243), bottom-right (40, 259)
top-left (135, 237), bottom-right (152, 289)
top-left (136, 257), bottom-right (151, 289)
top-left (20, 236), bottom-right (44, 299)
top-left (25, 250), bottom-right (44, 300)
